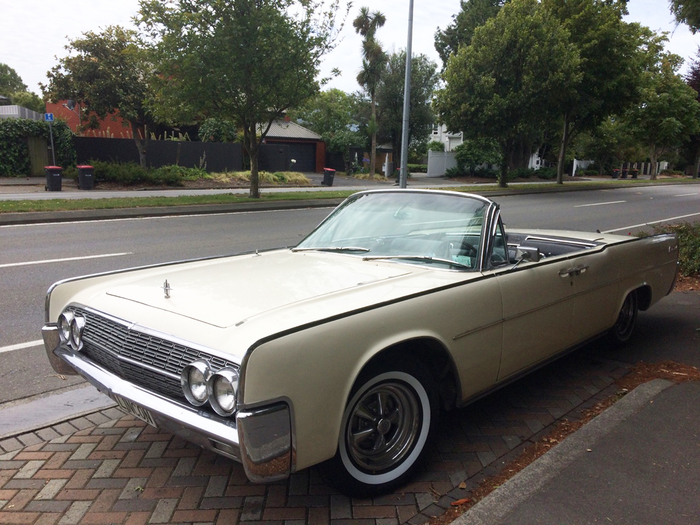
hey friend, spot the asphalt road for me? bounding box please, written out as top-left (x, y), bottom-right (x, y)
top-left (0, 185), bottom-right (698, 406)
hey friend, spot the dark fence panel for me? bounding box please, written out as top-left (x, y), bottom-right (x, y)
top-left (324, 152), bottom-right (345, 172)
top-left (75, 137), bottom-right (243, 172)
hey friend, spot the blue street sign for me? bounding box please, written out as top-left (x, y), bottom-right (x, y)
top-left (44, 113), bottom-right (54, 122)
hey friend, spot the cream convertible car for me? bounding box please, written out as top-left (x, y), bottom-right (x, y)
top-left (42, 190), bottom-right (678, 496)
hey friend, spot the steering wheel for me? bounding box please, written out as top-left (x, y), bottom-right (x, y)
top-left (459, 241), bottom-right (478, 257)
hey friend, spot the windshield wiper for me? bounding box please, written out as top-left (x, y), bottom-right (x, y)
top-left (362, 255), bottom-right (472, 270)
top-left (292, 246), bottom-right (370, 253)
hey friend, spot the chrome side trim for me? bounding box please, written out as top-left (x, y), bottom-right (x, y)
top-left (237, 404), bottom-right (293, 483)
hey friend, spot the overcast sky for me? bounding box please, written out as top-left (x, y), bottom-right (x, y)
top-left (1, 0), bottom-right (698, 97)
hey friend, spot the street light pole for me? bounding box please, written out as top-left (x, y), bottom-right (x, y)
top-left (399, 0), bottom-right (414, 188)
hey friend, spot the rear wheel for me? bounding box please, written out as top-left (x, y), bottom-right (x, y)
top-left (320, 360), bottom-right (437, 497)
top-left (608, 291), bottom-right (638, 345)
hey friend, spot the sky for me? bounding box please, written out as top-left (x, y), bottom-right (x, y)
top-left (1, 0), bottom-right (698, 97)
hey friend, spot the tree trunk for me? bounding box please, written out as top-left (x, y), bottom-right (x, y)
top-left (649, 148), bottom-right (658, 180)
top-left (248, 125), bottom-right (260, 199)
top-left (131, 121), bottom-right (148, 168)
top-left (556, 116), bottom-right (570, 185)
top-left (693, 143), bottom-right (700, 179)
top-left (498, 143), bottom-right (509, 188)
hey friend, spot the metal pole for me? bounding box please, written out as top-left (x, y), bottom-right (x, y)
top-left (399, 0), bottom-right (414, 188)
top-left (48, 121), bottom-right (56, 166)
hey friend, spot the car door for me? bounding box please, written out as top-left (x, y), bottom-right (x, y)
top-left (485, 220), bottom-right (577, 380)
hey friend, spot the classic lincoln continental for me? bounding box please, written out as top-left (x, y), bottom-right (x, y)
top-left (42, 190), bottom-right (678, 495)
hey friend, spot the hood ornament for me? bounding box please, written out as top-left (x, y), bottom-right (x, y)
top-left (162, 279), bottom-right (172, 299)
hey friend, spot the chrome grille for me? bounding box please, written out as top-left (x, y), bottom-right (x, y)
top-left (67, 306), bottom-right (237, 403)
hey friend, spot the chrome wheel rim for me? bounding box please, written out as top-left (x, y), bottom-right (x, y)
top-left (345, 381), bottom-right (421, 473)
top-left (614, 293), bottom-right (637, 340)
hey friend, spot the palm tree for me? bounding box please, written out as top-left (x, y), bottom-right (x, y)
top-left (354, 7), bottom-right (387, 178)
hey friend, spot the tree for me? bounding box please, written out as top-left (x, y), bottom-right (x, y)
top-left (44, 26), bottom-right (154, 167)
top-left (543, 0), bottom-right (646, 183)
top-left (434, 0), bottom-right (505, 68)
top-left (290, 89), bottom-right (363, 172)
top-left (376, 51), bottom-right (439, 171)
top-left (9, 91), bottom-right (45, 113)
top-left (685, 48), bottom-right (700, 178)
top-left (354, 7), bottom-right (387, 179)
top-left (0, 64), bottom-right (27, 97)
top-left (670, 0), bottom-right (700, 32)
top-left (139, 0), bottom-right (346, 198)
top-left (629, 56), bottom-right (700, 179)
top-left (435, 0), bottom-right (580, 187)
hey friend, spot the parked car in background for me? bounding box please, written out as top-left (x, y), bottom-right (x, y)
top-left (42, 190), bottom-right (678, 496)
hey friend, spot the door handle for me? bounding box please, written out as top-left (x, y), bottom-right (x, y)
top-left (559, 265), bottom-right (589, 278)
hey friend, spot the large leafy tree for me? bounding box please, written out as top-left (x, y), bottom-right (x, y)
top-left (629, 56), bottom-right (700, 179)
top-left (353, 7), bottom-right (387, 178)
top-left (139, 0), bottom-right (345, 198)
top-left (0, 64), bottom-right (27, 97)
top-left (376, 51), bottom-right (439, 170)
top-left (543, 0), bottom-right (646, 183)
top-left (685, 49), bottom-right (700, 178)
top-left (9, 91), bottom-right (45, 113)
top-left (434, 0), bottom-right (505, 68)
top-left (670, 0), bottom-right (700, 32)
top-left (44, 26), bottom-right (154, 167)
top-left (435, 0), bottom-right (580, 187)
top-left (290, 88), bottom-right (364, 172)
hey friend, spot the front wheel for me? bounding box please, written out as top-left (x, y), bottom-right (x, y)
top-left (320, 361), bottom-right (437, 497)
top-left (608, 291), bottom-right (638, 345)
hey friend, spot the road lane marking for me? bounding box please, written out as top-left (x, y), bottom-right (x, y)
top-left (0, 340), bottom-right (43, 354)
top-left (574, 200), bottom-right (626, 208)
top-left (603, 212), bottom-right (700, 233)
top-left (0, 252), bottom-right (132, 269)
top-left (674, 192), bottom-right (698, 197)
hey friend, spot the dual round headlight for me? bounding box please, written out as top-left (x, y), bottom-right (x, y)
top-left (180, 359), bottom-right (239, 416)
top-left (58, 311), bottom-right (86, 351)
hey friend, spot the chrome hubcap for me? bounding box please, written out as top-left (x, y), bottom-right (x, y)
top-left (345, 382), bottom-right (420, 473)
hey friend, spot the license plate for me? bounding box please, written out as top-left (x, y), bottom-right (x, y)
top-left (113, 394), bottom-right (158, 428)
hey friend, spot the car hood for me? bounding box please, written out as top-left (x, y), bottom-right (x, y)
top-left (105, 249), bottom-right (416, 329)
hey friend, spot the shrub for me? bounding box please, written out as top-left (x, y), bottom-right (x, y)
top-left (407, 163), bottom-right (427, 173)
top-left (652, 223), bottom-right (700, 277)
top-left (445, 166), bottom-right (467, 178)
top-left (427, 140), bottom-right (445, 152)
top-left (509, 167), bottom-right (536, 179)
top-left (536, 167), bottom-right (557, 180)
top-left (0, 118), bottom-right (74, 176)
top-left (474, 167), bottom-right (499, 179)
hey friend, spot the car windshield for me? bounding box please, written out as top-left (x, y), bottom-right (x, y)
top-left (295, 191), bottom-right (489, 270)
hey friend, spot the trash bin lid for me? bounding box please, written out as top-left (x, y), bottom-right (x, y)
top-left (44, 166), bottom-right (62, 169)
top-left (323, 168), bottom-right (336, 172)
top-left (77, 165), bottom-right (94, 169)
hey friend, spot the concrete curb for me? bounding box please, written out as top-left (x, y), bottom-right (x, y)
top-left (452, 378), bottom-right (675, 525)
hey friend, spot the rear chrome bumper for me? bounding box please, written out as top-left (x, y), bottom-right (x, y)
top-left (42, 324), bottom-right (293, 483)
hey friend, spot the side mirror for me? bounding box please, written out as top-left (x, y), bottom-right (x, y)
top-left (515, 246), bottom-right (541, 263)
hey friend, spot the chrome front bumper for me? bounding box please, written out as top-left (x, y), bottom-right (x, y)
top-left (42, 324), bottom-right (293, 483)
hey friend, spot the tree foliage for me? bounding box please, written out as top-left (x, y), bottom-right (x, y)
top-left (435, 0), bottom-right (580, 187)
top-left (138, 0), bottom-right (346, 198)
top-left (543, 0), bottom-right (645, 183)
top-left (628, 56), bottom-right (700, 178)
top-left (670, 0), bottom-right (700, 33)
top-left (43, 26), bottom-right (154, 167)
top-left (434, 0), bottom-right (505, 68)
top-left (290, 89), bottom-right (363, 171)
top-left (9, 91), bottom-right (45, 113)
top-left (376, 51), bottom-right (439, 169)
top-left (0, 63), bottom-right (27, 97)
top-left (685, 48), bottom-right (700, 178)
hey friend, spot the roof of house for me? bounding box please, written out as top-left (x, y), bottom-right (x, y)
top-left (263, 119), bottom-right (321, 140)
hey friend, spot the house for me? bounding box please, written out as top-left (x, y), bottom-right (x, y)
top-left (261, 118), bottom-right (326, 173)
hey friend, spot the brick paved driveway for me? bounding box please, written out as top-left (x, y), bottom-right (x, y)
top-left (0, 345), bottom-right (628, 525)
